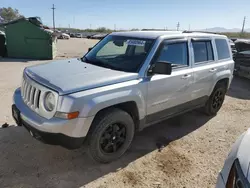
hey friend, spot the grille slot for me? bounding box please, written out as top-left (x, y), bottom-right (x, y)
top-left (21, 79), bottom-right (41, 110)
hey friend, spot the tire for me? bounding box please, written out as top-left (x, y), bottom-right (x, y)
top-left (87, 108), bottom-right (135, 163)
top-left (204, 84), bottom-right (227, 116)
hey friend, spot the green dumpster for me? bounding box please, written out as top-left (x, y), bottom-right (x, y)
top-left (2, 17), bottom-right (56, 60)
top-left (0, 31), bottom-right (6, 57)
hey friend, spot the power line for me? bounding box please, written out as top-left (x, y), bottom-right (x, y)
top-left (51, 4), bottom-right (56, 31)
top-left (241, 16), bottom-right (246, 33)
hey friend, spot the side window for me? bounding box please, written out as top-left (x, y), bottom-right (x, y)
top-left (215, 39), bottom-right (230, 60)
top-left (157, 42), bottom-right (188, 66)
top-left (192, 41), bottom-right (214, 63)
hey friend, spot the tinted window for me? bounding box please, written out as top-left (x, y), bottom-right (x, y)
top-left (192, 41), bottom-right (214, 63)
top-left (215, 39), bottom-right (230, 60)
top-left (157, 42), bottom-right (188, 66)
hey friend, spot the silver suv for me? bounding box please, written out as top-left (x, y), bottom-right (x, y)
top-left (12, 31), bottom-right (234, 163)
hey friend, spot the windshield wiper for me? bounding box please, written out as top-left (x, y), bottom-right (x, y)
top-left (80, 56), bottom-right (124, 71)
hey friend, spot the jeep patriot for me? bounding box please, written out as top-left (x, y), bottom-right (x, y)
top-left (12, 31), bottom-right (234, 163)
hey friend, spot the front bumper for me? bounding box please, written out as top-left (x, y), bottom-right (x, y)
top-left (13, 88), bottom-right (94, 148)
top-left (216, 172), bottom-right (226, 188)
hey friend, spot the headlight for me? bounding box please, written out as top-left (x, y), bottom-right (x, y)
top-left (44, 92), bottom-right (55, 111)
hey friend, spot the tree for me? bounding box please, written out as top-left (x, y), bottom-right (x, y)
top-left (96, 27), bottom-right (112, 33)
top-left (0, 7), bottom-right (23, 23)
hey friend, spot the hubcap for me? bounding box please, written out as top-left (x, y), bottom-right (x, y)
top-left (212, 90), bottom-right (224, 110)
top-left (100, 123), bottom-right (126, 154)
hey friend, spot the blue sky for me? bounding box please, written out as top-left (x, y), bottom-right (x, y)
top-left (1, 0), bottom-right (250, 30)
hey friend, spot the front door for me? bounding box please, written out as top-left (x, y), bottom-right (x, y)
top-left (146, 39), bottom-right (194, 124)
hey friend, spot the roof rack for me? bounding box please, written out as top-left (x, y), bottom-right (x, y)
top-left (182, 30), bottom-right (219, 34)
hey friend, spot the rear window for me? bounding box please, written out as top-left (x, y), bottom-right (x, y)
top-left (215, 39), bottom-right (231, 60)
top-left (192, 41), bottom-right (214, 63)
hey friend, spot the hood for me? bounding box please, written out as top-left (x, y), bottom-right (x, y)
top-left (25, 59), bottom-right (139, 95)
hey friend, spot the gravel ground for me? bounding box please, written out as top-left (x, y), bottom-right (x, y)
top-left (0, 38), bottom-right (250, 188)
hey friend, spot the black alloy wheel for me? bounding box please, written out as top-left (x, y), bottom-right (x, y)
top-left (211, 89), bottom-right (224, 111)
top-left (100, 123), bottom-right (126, 154)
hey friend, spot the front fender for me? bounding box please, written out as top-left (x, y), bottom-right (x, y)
top-left (85, 89), bottom-right (146, 119)
top-left (57, 80), bottom-right (147, 119)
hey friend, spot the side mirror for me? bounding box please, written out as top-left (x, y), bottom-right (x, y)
top-left (149, 61), bottom-right (172, 75)
top-left (88, 47), bottom-right (93, 52)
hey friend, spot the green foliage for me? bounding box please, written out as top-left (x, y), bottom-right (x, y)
top-left (0, 7), bottom-right (24, 23)
top-left (57, 27), bottom-right (113, 33)
top-left (222, 32), bottom-right (250, 39)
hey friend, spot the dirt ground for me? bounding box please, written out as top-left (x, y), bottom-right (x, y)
top-left (1, 38), bottom-right (250, 188)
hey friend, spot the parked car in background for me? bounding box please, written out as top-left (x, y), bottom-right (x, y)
top-left (58, 33), bottom-right (70, 39)
top-left (91, 33), bottom-right (108, 40)
top-left (216, 129), bottom-right (250, 187)
top-left (75, 33), bottom-right (82, 38)
top-left (230, 38), bottom-right (238, 42)
top-left (69, 33), bottom-right (76, 38)
top-left (229, 39), bottom-right (236, 54)
top-left (233, 39), bottom-right (250, 79)
top-left (87, 34), bottom-right (94, 39)
top-left (12, 31), bottom-right (234, 163)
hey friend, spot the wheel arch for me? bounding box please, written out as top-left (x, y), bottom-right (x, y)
top-left (209, 75), bottom-right (230, 96)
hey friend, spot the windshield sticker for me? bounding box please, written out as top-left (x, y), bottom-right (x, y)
top-left (126, 40), bottom-right (146, 46)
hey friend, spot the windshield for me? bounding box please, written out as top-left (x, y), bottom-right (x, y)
top-left (83, 35), bottom-right (154, 73)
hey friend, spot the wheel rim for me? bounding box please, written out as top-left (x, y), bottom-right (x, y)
top-left (212, 89), bottom-right (224, 110)
top-left (100, 123), bottom-right (126, 154)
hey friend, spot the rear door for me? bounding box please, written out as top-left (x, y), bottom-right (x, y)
top-left (146, 39), bottom-right (194, 123)
top-left (191, 38), bottom-right (216, 100)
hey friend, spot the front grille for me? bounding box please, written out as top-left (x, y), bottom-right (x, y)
top-left (21, 78), bottom-right (41, 110)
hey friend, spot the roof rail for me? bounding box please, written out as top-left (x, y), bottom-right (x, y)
top-left (182, 30), bottom-right (219, 34)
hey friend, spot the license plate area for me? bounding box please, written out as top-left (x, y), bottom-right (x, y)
top-left (12, 105), bottom-right (22, 126)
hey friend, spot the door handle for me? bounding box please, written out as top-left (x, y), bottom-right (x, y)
top-left (209, 68), bottom-right (217, 72)
top-left (181, 74), bottom-right (191, 79)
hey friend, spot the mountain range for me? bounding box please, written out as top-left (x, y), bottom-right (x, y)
top-left (201, 27), bottom-right (250, 33)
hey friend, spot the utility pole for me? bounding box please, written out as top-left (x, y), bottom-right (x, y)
top-left (241, 16), bottom-right (246, 33)
top-left (114, 24), bottom-right (116, 31)
top-left (51, 4), bottom-right (56, 31)
top-left (176, 22), bottom-right (180, 31)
